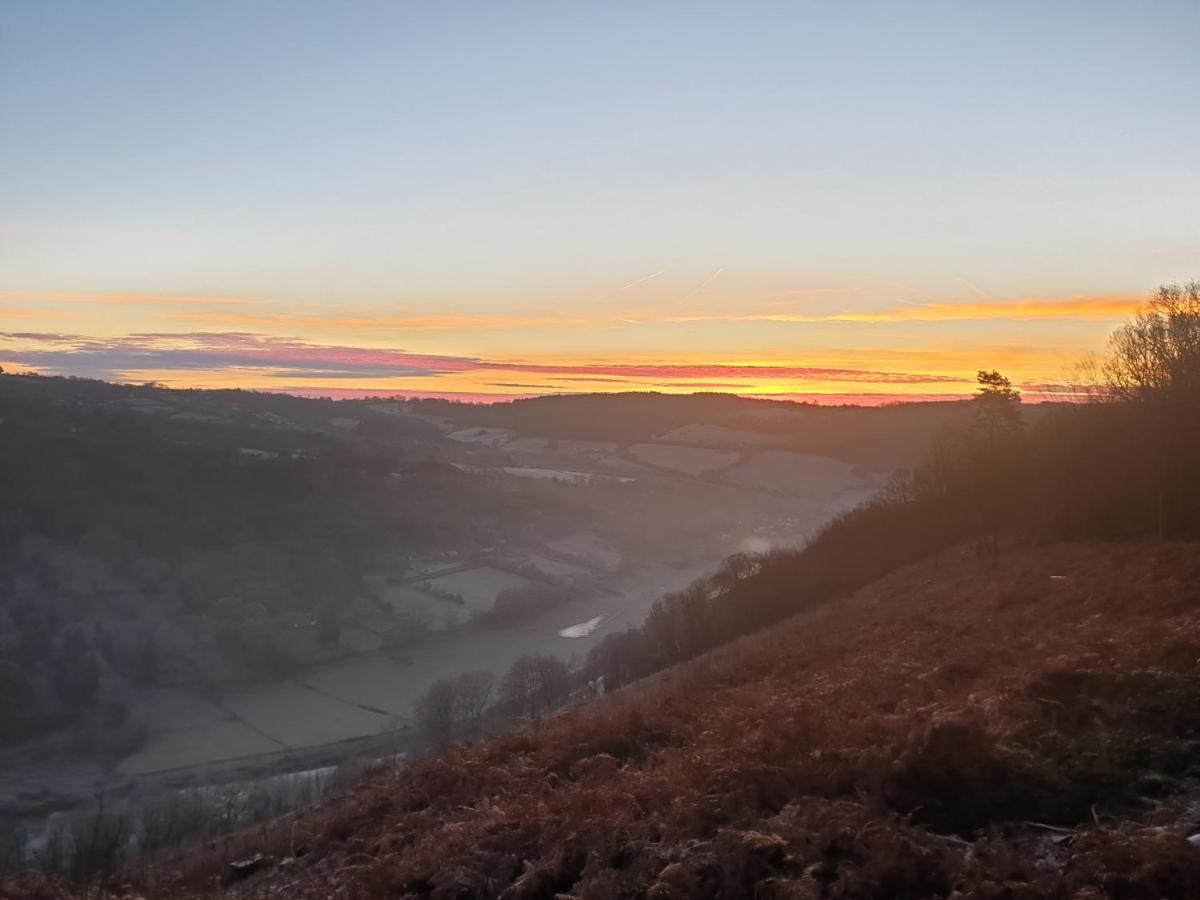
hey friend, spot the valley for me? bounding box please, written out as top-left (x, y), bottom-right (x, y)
top-left (0, 377), bottom-right (922, 835)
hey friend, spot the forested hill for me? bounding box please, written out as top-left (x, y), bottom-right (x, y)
top-left (0, 374), bottom-right (962, 752)
top-left (408, 391), bottom-right (984, 467)
top-left (25, 284), bottom-right (1194, 900)
top-left (27, 541), bottom-right (1200, 899)
top-left (0, 374), bottom-right (570, 745)
top-left (6, 280), bottom-right (1200, 898)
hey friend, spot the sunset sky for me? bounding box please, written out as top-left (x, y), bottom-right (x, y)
top-left (2, 2), bottom-right (1197, 403)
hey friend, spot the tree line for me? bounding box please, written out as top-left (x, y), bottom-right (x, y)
top-left (585, 281), bottom-right (1200, 692)
top-left (411, 281), bottom-right (1200, 738)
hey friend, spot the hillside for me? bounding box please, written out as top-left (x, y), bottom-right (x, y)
top-left (49, 540), bottom-right (1200, 899)
top-left (409, 393), bottom-right (985, 469)
top-left (2, 373), bottom-right (969, 853)
top-left (6, 287), bottom-right (1199, 896)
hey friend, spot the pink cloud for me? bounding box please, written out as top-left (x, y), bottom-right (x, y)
top-left (0, 331), bottom-right (971, 390)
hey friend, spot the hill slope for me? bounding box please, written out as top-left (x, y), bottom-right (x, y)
top-left (3, 374), bottom-right (917, 771)
top-left (61, 540), bottom-right (1200, 899)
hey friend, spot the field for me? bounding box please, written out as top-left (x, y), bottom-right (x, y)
top-left (110, 557), bottom-right (713, 779)
top-left (119, 716), bottom-right (281, 776)
top-left (380, 584), bottom-right (468, 629)
top-left (118, 685), bottom-right (393, 776)
top-left (656, 423), bottom-right (784, 448)
top-left (545, 534), bottom-right (623, 570)
top-left (119, 689), bottom-right (284, 775)
top-left (523, 553), bottom-right (590, 581)
top-left (423, 566), bottom-right (536, 613)
top-left (722, 449), bottom-right (868, 496)
top-left (446, 427), bottom-right (512, 444)
top-left (219, 684), bottom-right (391, 747)
top-left (503, 436), bottom-right (550, 453)
top-left (136, 541), bottom-right (1200, 899)
top-left (627, 442), bottom-right (740, 475)
top-left (0, 387), bottom-right (885, 836)
top-left (130, 687), bottom-right (232, 731)
top-left (498, 466), bottom-right (633, 484)
top-left (556, 439), bottom-right (617, 456)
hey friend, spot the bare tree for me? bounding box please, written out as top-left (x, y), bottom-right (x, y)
top-left (498, 656), bottom-right (538, 721)
top-left (414, 677), bottom-right (458, 748)
top-left (453, 670), bottom-right (495, 741)
top-left (1101, 281), bottom-right (1200, 535)
top-left (214, 784), bottom-right (247, 832)
top-left (67, 801), bottom-right (129, 888)
top-left (414, 670), bottom-right (497, 749)
top-left (530, 655), bottom-right (570, 718)
top-left (0, 819), bottom-right (26, 874)
top-left (1104, 281), bottom-right (1200, 404)
top-left (500, 654), bottom-right (570, 721)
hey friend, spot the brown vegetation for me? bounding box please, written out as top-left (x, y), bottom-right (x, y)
top-left (589, 287), bottom-right (1200, 697)
top-left (36, 540), bottom-right (1198, 899)
top-left (7, 283), bottom-right (1200, 897)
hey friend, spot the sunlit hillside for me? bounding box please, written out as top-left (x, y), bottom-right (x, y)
top-left (15, 541), bottom-right (1199, 898)
top-left (3, 2), bottom-right (1198, 896)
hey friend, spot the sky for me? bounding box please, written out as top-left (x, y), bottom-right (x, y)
top-left (1, 1), bottom-right (1198, 403)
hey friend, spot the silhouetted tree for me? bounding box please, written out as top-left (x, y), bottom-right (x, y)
top-left (415, 678), bottom-right (458, 748)
top-left (500, 654), bottom-right (570, 721)
top-left (414, 670), bottom-right (497, 749)
top-left (453, 670), bottom-right (496, 740)
top-left (1101, 281), bottom-right (1200, 535)
top-left (1105, 281), bottom-right (1200, 404)
top-left (973, 370), bottom-right (1023, 443)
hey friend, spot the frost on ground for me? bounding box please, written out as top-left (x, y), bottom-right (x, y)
top-left (558, 615), bottom-right (606, 638)
top-left (446, 427), bottom-right (512, 444)
top-left (656, 423), bottom-right (783, 448)
top-left (627, 442), bottom-right (740, 475)
top-left (499, 467), bottom-right (633, 484)
top-left (422, 566), bottom-right (534, 613)
top-left (721, 449), bottom-right (867, 496)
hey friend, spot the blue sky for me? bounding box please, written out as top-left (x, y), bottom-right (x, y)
top-left (1, 2), bottom-right (1197, 399)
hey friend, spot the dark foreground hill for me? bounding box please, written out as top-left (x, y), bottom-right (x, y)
top-left (18, 540), bottom-right (1200, 899)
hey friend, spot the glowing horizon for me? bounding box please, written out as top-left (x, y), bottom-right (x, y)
top-left (0, 291), bottom-right (1129, 404)
top-left (2, 4), bottom-right (1197, 403)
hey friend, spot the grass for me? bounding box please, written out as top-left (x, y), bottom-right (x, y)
top-left (12, 540), bottom-right (1200, 898)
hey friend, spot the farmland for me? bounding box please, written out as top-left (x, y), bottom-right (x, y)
top-left (1, 382), bottom-right (956, 840)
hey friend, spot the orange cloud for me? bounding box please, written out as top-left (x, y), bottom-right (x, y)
top-left (5, 284), bottom-right (1140, 339)
top-left (0, 331), bottom-right (970, 388)
top-left (8, 328), bottom-right (1104, 404)
top-left (0, 308), bottom-right (76, 319)
top-left (668, 294), bottom-right (1143, 325)
top-left (159, 293), bottom-right (1142, 335)
top-left (833, 294), bottom-right (1142, 322)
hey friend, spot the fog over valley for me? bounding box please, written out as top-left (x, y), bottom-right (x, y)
top-left (3, 3), bottom-right (1198, 894)
top-left (0, 377), bottom-right (968, 856)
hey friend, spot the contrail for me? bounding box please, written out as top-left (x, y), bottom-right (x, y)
top-left (622, 270), bottom-right (664, 291)
top-left (676, 267), bottom-right (724, 306)
top-left (890, 281), bottom-right (932, 301)
top-left (953, 276), bottom-right (990, 298)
